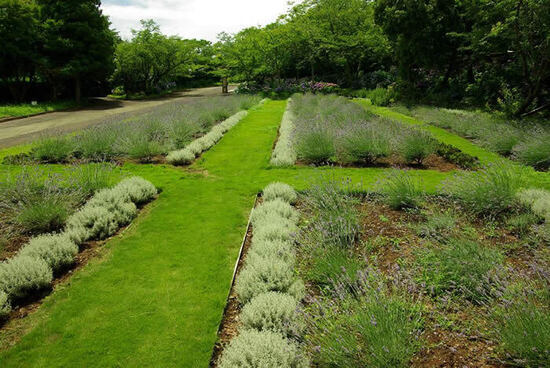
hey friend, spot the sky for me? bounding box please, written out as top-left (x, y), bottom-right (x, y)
top-left (101, 0), bottom-right (293, 42)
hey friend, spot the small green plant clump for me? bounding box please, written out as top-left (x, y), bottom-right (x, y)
top-left (379, 170), bottom-right (424, 210)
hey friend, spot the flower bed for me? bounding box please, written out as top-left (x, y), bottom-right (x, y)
top-left (0, 177), bottom-right (157, 321)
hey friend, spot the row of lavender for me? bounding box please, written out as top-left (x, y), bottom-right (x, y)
top-left (217, 183), bottom-right (309, 367)
top-left (0, 177), bottom-right (157, 318)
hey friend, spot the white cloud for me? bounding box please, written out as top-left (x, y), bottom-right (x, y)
top-left (101, 0), bottom-right (293, 41)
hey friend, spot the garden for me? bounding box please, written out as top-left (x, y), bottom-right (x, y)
top-left (1, 0), bottom-right (549, 367)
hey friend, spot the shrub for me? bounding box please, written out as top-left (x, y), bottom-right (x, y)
top-left (309, 293), bottom-right (423, 368)
top-left (218, 330), bottom-right (308, 368)
top-left (253, 222), bottom-right (296, 243)
top-left (483, 126), bottom-right (523, 156)
top-left (416, 238), bottom-right (504, 302)
top-left (19, 234), bottom-right (78, 272)
top-left (295, 126), bottom-right (335, 164)
top-left (513, 132), bottom-right (550, 170)
top-left (72, 164), bottom-right (115, 196)
top-left (16, 199), bottom-right (69, 234)
top-left (435, 142), bottom-right (479, 169)
top-left (364, 87), bottom-right (397, 106)
top-left (87, 188), bottom-right (137, 226)
top-left (31, 136), bottom-right (73, 163)
top-left (304, 180), bottom-right (360, 247)
top-left (249, 238), bottom-right (295, 263)
top-left (442, 164), bottom-right (522, 217)
top-left (116, 177), bottom-right (157, 205)
top-left (0, 291), bottom-right (10, 318)
top-left (416, 212), bottom-right (456, 242)
top-left (235, 253), bottom-right (298, 304)
top-left (399, 130), bottom-right (437, 164)
top-left (263, 182), bottom-right (297, 204)
top-left (505, 213), bottom-right (540, 237)
top-left (380, 170), bottom-right (423, 210)
top-left (241, 292), bottom-right (302, 337)
top-left (337, 124), bottom-right (391, 164)
top-left (125, 135), bottom-right (164, 162)
top-left (252, 200), bottom-right (298, 227)
top-left (0, 255), bottom-right (53, 299)
top-left (302, 244), bottom-right (363, 286)
top-left (166, 148), bottom-right (195, 165)
top-left (516, 188), bottom-right (550, 221)
top-left (496, 300), bottom-right (550, 366)
top-left (271, 103), bottom-right (297, 167)
top-left (66, 205), bottom-right (118, 242)
top-left (75, 125), bottom-right (119, 161)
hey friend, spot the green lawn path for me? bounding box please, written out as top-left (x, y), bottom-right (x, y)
top-left (0, 99), bottom-right (548, 367)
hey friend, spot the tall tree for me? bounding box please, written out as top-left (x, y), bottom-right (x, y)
top-left (0, 0), bottom-right (41, 102)
top-left (38, 0), bottom-right (116, 102)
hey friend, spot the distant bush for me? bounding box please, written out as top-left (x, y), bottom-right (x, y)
top-left (263, 182), bottom-right (297, 204)
top-left (442, 164), bottom-right (522, 217)
top-left (435, 142), bottom-right (479, 169)
top-left (337, 123), bottom-right (391, 164)
top-left (31, 136), bottom-right (73, 163)
top-left (271, 101), bottom-right (297, 166)
top-left (0, 291), bottom-right (10, 318)
top-left (235, 253), bottom-right (298, 304)
top-left (18, 234), bottom-right (78, 272)
top-left (362, 87), bottom-right (397, 106)
top-left (295, 124), bottom-right (335, 164)
top-left (380, 170), bottom-right (423, 210)
top-left (399, 130), bottom-right (437, 164)
top-left (218, 329), bottom-right (308, 368)
top-left (513, 132), bottom-right (550, 170)
top-left (241, 292), bottom-right (303, 337)
top-left (416, 238), bottom-right (503, 302)
top-left (0, 255), bottom-right (52, 299)
top-left (74, 124), bottom-right (119, 161)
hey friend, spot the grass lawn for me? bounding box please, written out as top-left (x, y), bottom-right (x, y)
top-left (0, 101), bottom-right (77, 119)
top-left (0, 99), bottom-right (548, 367)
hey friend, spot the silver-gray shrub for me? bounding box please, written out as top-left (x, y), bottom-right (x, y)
top-left (253, 221), bottom-right (297, 243)
top-left (249, 238), bottom-right (295, 263)
top-left (0, 290), bottom-right (10, 318)
top-left (66, 205), bottom-right (119, 242)
top-left (235, 253), bottom-right (298, 304)
top-left (516, 188), bottom-right (550, 222)
top-left (0, 255), bottom-right (52, 299)
top-left (262, 182), bottom-right (297, 204)
top-left (18, 234), bottom-right (78, 272)
top-left (217, 329), bottom-right (309, 368)
top-left (116, 177), bottom-right (157, 205)
top-left (271, 100), bottom-right (298, 167)
top-left (252, 200), bottom-right (298, 227)
top-left (241, 292), bottom-right (303, 337)
top-left (166, 110), bottom-right (248, 165)
top-left (87, 188), bottom-right (137, 226)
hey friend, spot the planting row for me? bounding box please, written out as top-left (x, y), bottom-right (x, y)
top-left (166, 103), bottom-right (258, 165)
top-left (271, 94), bottom-right (477, 169)
top-left (394, 106), bottom-right (550, 170)
top-left (5, 95), bottom-right (261, 165)
top-left (0, 176), bottom-right (157, 320)
top-left (0, 164), bottom-right (119, 257)
top-left (294, 168), bottom-right (549, 367)
top-left (217, 183), bottom-right (309, 367)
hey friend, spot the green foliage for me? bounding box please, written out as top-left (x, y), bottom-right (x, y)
top-left (218, 329), bottom-right (309, 368)
top-left (262, 182), bottom-right (298, 204)
top-left (302, 244), bottom-right (363, 287)
top-left (513, 133), bottom-right (550, 170)
top-left (17, 199), bottom-right (70, 234)
top-left (31, 136), bottom-right (73, 163)
top-left (496, 300), bottom-right (550, 366)
top-left (416, 211), bottom-right (457, 242)
top-left (399, 130), bottom-right (436, 165)
top-left (307, 277), bottom-right (423, 368)
top-left (505, 213), bottom-right (539, 237)
top-left (363, 87), bottom-right (397, 106)
top-left (241, 292), bottom-right (302, 337)
top-left (337, 124), bottom-right (391, 164)
top-left (18, 234), bottom-right (78, 272)
top-left (295, 126), bottom-right (335, 164)
top-left (0, 290), bottom-right (10, 318)
top-left (442, 164), bottom-right (522, 217)
top-left (0, 101), bottom-right (76, 119)
top-left (0, 255), bottom-right (52, 299)
top-left (416, 238), bottom-right (503, 302)
top-left (380, 170), bottom-right (423, 210)
top-left (516, 188), bottom-right (550, 222)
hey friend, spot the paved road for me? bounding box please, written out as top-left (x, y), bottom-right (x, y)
top-left (0, 86), bottom-right (230, 148)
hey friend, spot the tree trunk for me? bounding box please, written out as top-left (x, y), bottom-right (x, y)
top-left (75, 75), bottom-right (81, 104)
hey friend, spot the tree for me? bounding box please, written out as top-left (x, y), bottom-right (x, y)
top-left (38, 0), bottom-right (116, 102)
top-left (0, 0), bottom-right (41, 102)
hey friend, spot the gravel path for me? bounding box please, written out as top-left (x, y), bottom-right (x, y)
top-left (0, 86), bottom-right (228, 148)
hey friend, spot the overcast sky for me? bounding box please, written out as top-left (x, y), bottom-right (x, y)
top-left (101, 0), bottom-right (293, 42)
